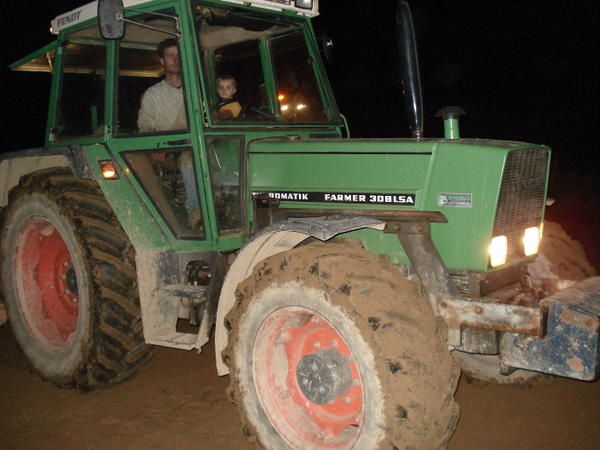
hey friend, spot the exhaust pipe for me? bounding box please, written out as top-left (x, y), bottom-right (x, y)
top-left (396, 1), bottom-right (424, 139)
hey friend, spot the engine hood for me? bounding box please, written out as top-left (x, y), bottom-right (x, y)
top-left (246, 137), bottom-right (550, 272)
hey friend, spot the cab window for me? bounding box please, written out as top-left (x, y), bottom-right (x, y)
top-left (272, 31), bottom-right (327, 123)
top-left (54, 25), bottom-right (106, 141)
top-left (195, 3), bottom-right (334, 125)
top-left (123, 148), bottom-right (204, 238)
top-left (115, 12), bottom-right (189, 135)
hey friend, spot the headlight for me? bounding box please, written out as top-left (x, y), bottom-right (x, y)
top-left (523, 226), bottom-right (541, 256)
top-left (489, 235), bottom-right (508, 267)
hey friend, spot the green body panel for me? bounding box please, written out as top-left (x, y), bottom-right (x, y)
top-left (84, 144), bottom-right (172, 249)
top-left (248, 138), bottom-right (549, 271)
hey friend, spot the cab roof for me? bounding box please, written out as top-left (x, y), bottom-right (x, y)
top-left (50, 0), bottom-right (319, 35)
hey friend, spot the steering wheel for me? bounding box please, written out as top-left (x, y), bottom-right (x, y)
top-left (244, 105), bottom-right (275, 120)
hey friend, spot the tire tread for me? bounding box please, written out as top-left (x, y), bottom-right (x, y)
top-left (225, 241), bottom-right (459, 449)
top-left (1, 168), bottom-right (152, 389)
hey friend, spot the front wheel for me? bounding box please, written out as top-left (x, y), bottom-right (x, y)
top-left (224, 241), bottom-right (459, 449)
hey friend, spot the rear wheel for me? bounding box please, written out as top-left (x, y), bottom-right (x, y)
top-left (224, 241), bottom-right (459, 449)
top-left (1, 170), bottom-right (152, 389)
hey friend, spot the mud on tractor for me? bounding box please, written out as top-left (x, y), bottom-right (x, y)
top-left (1, 0), bottom-right (598, 449)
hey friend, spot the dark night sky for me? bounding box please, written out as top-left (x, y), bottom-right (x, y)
top-left (1, 0), bottom-right (598, 263)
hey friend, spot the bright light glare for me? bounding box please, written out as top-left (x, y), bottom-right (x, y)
top-left (523, 226), bottom-right (541, 256)
top-left (281, 104), bottom-right (290, 112)
top-left (489, 235), bottom-right (507, 267)
top-left (296, 103), bottom-right (307, 110)
top-left (278, 94), bottom-right (286, 101)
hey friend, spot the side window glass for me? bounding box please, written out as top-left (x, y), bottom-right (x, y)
top-left (206, 138), bottom-right (242, 234)
top-left (196, 6), bottom-right (288, 123)
top-left (55, 28), bottom-right (106, 140)
top-left (123, 148), bottom-right (204, 239)
top-left (195, 4), bottom-right (334, 126)
top-left (211, 41), bottom-right (268, 122)
top-left (272, 31), bottom-right (327, 123)
top-left (116, 13), bottom-right (188, 135)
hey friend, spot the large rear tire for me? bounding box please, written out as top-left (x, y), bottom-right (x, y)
top-left (0, 170), bottom-right (153, 389)
top-left (224, 241), bottom-right (459, 450)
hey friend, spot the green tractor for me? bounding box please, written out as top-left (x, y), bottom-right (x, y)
top-left (1, 0), bottom-right (598, 448)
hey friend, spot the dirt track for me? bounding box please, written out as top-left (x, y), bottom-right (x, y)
top-left (1, 325), bottom-right (598, 450)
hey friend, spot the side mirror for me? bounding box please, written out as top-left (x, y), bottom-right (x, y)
top-left (98, 0), bottom-right (125, 40)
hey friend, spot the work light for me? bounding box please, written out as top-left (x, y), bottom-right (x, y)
top-left (489, 235), bottom-right (508, 267)
top-left (523, 226), bottom-right (541, 256)
top-left (99, 160), bottom-right (119, 180)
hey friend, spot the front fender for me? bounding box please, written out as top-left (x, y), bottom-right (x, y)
top-left (212, 216), bottom-right (385, 376)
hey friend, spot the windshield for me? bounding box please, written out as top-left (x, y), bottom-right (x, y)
top-left (194, 3), bottom-right (334, 125)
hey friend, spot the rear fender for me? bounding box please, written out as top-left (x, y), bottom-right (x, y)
top-left (0, 147), bottom-right (93, 207)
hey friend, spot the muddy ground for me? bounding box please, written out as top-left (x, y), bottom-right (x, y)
top-left (1, 325), bottom-right (598, 450)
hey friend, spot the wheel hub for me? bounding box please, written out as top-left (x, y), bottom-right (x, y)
top-left (65, 266), bottom-right (78, 296)
top-left (296, 348), bottom-right (352, 404)
top-left (252, 306), bottom-right (364, 449)
top-left (14, 216), bottom-right (80, 349)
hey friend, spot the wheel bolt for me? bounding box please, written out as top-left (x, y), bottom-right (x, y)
top-left (344, 396), bottom-right (352, 404)
top-left (313, 341), bottom-right (321, 349)
top-left (63, 261), bottom-right (69, 267)
top-left (71, 297), bottom-right (78, 304)
top-left (330, 339), bottom-right (338, 347)
top-left (310, 315), bottom-right (320, 323)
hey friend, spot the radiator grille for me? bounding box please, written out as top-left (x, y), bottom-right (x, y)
top-left (493, 148), bottom-right (549, 260)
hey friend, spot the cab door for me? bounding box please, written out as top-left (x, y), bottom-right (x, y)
top-left (106, 3), bottom-right (209, 244)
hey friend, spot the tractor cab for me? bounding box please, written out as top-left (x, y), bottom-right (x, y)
top-left (11, 0), bottom-right (340, 251)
